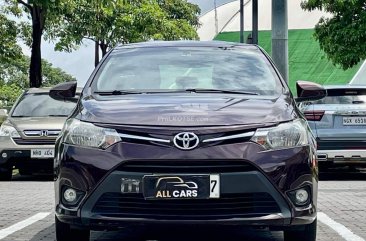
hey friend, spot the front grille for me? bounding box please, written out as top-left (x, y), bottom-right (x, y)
top-left (23, 130), bottom-right (61, 137)
top-left (117, 160), bottom-right (256, 173)
top-left (92, 193), bottom-right (281, 220)
top-left (12, 138), bottom-right (56, 145)
top-left (317, 140), bottom-right (366, 150)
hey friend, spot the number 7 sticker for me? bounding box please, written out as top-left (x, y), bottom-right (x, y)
top-left (209, 175), bottom-right (220, 198)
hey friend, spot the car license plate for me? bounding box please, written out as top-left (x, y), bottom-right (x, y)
top-left (143, 174), bottom-right (220, 200)
top-left (31, 149), bottom-right (54, 159)
top-left (343, 116), bottom-right (366, 126)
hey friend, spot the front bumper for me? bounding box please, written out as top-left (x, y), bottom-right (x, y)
top-left (0, 136), bottom-right (55, 172)
top-left (55, 141), bottom-right (318, 230)
top-left (317, 139), bottom-right (366, 165)
top-left (317, 150), bottom-right (366, 164)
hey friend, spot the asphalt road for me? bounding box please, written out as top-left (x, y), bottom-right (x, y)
top-left (1, 169), bottom-right (366, 241)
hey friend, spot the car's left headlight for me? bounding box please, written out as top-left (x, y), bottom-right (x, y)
top-left (61, 119), bottom-right (121, 149)
top-left (0, 124), bottom-right (21, 138)
top-left (251, 119), bottom-right (309, 150)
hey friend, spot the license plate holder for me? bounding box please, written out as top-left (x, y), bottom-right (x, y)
top-left (343, 116), bottom-right (366, 126)
top-left (30, 149), bottom-right (54, 159)
top-left (143, 174), bottom-right (220, 200)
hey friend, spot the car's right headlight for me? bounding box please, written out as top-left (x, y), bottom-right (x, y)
top-left (62, 119), bottom-right (121, 149)
top-left (0, 124), bottom-right (21, 138)
top-left (251, 119), bottom-right (309, 150)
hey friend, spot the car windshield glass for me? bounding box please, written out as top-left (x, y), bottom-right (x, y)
top-left (312, 95), bottom-right (366, 104)
top-left (93, 47), bottom-right (283, 96)
top-left (11, 93), bottom-right (78, 117)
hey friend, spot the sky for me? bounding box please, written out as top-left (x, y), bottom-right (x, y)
top-left (39, 0), bottom-right (235, 86)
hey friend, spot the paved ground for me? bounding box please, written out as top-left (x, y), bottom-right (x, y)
top-left (1, 170), bottom-right (366, 241)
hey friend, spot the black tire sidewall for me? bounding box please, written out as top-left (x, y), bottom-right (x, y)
top-left (0, 165), bottom-right (12, 181)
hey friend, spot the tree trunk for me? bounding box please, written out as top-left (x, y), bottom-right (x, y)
top-left (29, 6), bottom-right (44, 88)
top-left (95, 41), bottom-right (100, 67)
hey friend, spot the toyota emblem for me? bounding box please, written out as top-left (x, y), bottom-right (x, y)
top-left (173, 132), bottom-right (199, 150)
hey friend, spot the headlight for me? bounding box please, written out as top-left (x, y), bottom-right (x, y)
top-left (251, 119), bottom-right (309, 150)
top-left (0, 124), bottom-right (21, 138)
top-left (62, 119), bottom-right (121, 149)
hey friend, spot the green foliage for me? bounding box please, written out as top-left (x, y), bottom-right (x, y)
top-left (0, 55), bottom-right (76, 87)
top-left (0, 83), bottom-right (23, 107)
top-left (301, 0), bottom-right (366, 69)
top-left (51, 0), bottom-right (200, 62)
top-left (3, 0), bottom-right (67, 87)
top-left (41, 58), bottom-right (77, 86)
top-left (0, 14), bottom-right (22, 63)
top-left (0, 55), bottom-right (76, 105)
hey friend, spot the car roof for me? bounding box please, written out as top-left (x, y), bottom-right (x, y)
top-left (26, 87), bottom-right (83, 94)
top-left (114, 40), bottom-right (259, 51)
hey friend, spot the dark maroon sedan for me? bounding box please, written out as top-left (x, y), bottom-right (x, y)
top-left (51, 41), bottom-right (325, 241)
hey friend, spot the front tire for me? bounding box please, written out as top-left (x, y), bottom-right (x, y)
top-left (0, 164), bottom-right (12, 181)
top-left (55, 216), bottom-right (90, 241)
top-left (284, 219), bottom-right (317, 241)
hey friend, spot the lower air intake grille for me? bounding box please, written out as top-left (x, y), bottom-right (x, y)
top-left (92, 192), bottom-right (281, 220)
top-left (12, 138), bottom-right (56, 145)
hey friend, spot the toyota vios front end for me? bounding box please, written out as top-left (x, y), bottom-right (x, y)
top-left (53, 41), bottom-right (324, 241)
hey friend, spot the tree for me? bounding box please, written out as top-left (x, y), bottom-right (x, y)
top-left (3, 0), bottom-right (62, 87)
top-left (52, 0), bottom-right (200, 66)
top-left (0, 55), bottom-right (76, 89)
top-left (0, 14), bottom-right (22, 63)
top-left (301, 0), bottom-right (366, 69)
top-left (0, 83), bottom-right (23, 108)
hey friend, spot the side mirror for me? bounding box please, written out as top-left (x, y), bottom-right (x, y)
top-left (296, 81), bottom-right (327, 102)
top-left (49, 81), bottom-right (77, 100)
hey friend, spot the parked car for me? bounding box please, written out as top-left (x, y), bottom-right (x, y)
top-left (0, 87), bottom-right (80, 180)
top-left (52, 41), bottom-right (324, 241)
top-left (300, 85), bottom-right (366, 169)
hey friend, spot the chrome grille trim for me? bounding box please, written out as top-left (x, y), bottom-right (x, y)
top-left (23, 130), bottom-right (61, 137)
top-left (118, 131), bottom-right (255, 145)
top-left (202, 132), bottom-right (255, 143)
top-left (119, 133), bottom-right (170, 143)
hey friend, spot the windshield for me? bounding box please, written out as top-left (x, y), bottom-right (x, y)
top-left (11, 93), bottom-right (78, 117)
top-left (93, 47), bottom-right (283, 96)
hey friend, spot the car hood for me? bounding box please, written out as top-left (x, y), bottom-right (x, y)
top-left (77, 94), bottom-right (297, 127)
top-left (8, 117), bottom-right (67, 131)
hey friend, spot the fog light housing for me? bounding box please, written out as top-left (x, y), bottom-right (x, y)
top-left (61, 186), bottom-right (85, 207)
top-left (287, 186), bottom-right (311, 207)
top-left (1, 153), bottom-right (7, 159)
top-left (295, 189), bottom-right (309, 204)
top-left (64, 188), bottom-right (77, 203)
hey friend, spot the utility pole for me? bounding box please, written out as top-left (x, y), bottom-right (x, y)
top-left (252, 0), bottom-right (258, 44)
top-left (240, 0), bottom-right (244, 43)
top-left (272, 0), bottom-right (289, 82)
top-left (214, 0), bottom-right (219, 35)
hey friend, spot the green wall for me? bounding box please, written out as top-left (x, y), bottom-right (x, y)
top-left (215, 29), bottom-right (361, 92)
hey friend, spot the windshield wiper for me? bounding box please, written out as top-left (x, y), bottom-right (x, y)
top-left (94, 90), bottom-right (144, 96)
top-left (185, 89), bottom-right (259, 95)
